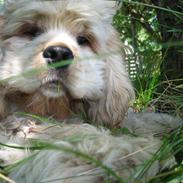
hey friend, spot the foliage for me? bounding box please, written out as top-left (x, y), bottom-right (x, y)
top-left (113, 1), bottom-right (183, 181)
top-left (113, 0), bottom-right (183, 115)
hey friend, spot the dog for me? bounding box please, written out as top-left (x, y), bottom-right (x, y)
top-left (0, 0), bottom-right (134, 128)
top-left (0, 0), bottom-right (182, 183)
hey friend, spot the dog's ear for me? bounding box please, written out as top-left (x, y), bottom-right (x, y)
top-left (87, 31), bottom-right (135, 128)
top-left (98, 0), bottom-right (118, 23)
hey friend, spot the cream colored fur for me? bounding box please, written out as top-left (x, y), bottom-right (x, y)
top-left (0, 0), bottom-right (134, 127)
top-left (0, 1), bottom-right (182, 183)
top-left (0, 114), bottom-right (178, 183)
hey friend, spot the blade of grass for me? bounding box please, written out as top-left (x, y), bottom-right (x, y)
top-left (0, 173), bottom-right (16, 183)
top-left (122, 1), bottom-right (183, 16)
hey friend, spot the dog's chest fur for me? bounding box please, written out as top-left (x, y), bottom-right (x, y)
top-left (5, 92), bottom-right (71, 120)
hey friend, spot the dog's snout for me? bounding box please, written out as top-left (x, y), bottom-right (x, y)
top-left (43, 46), bottom-right (73, 69)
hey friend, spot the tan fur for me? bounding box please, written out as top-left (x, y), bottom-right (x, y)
top-left (7, 92), bottom-right (71, 119)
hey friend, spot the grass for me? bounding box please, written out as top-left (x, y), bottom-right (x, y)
top-left (114, 0), bottom-right (183, 118)
top-left (116, 1), bottom-right (183, 182)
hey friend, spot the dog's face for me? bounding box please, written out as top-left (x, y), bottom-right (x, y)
top-left (0, 0), bottom-right (114, 99)
top-left (0, 0), bottom-right (134, 126)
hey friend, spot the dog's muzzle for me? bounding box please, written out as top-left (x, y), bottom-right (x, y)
top-left (43, 46), bottom-right (73, 70)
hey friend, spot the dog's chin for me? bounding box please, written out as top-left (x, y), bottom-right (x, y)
top-left (40, 81), bottom-right (65, 98)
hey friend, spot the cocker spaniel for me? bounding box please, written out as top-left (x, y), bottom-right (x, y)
top-left (0, 0), bottom-right (181, 183)
top-left (0, 0), bottom-right (134, 128)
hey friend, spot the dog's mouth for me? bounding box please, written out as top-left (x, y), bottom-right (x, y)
top-left (41, 77), bottom-right (65, 98)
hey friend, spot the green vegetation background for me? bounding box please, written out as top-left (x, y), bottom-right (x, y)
top-left (114, 0), bottom-right (183, 117)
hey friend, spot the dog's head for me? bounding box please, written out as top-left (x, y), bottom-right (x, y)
top-left (0, 0), bottom-right (134, 127)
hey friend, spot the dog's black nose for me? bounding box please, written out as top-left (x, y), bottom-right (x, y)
top-left (43, 46), bottom-right (73, 69)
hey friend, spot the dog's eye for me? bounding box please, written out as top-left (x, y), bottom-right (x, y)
top-left (77, 36), bottom-right (90, 46)
top-left (23, 26), bottom-right (43, 38)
